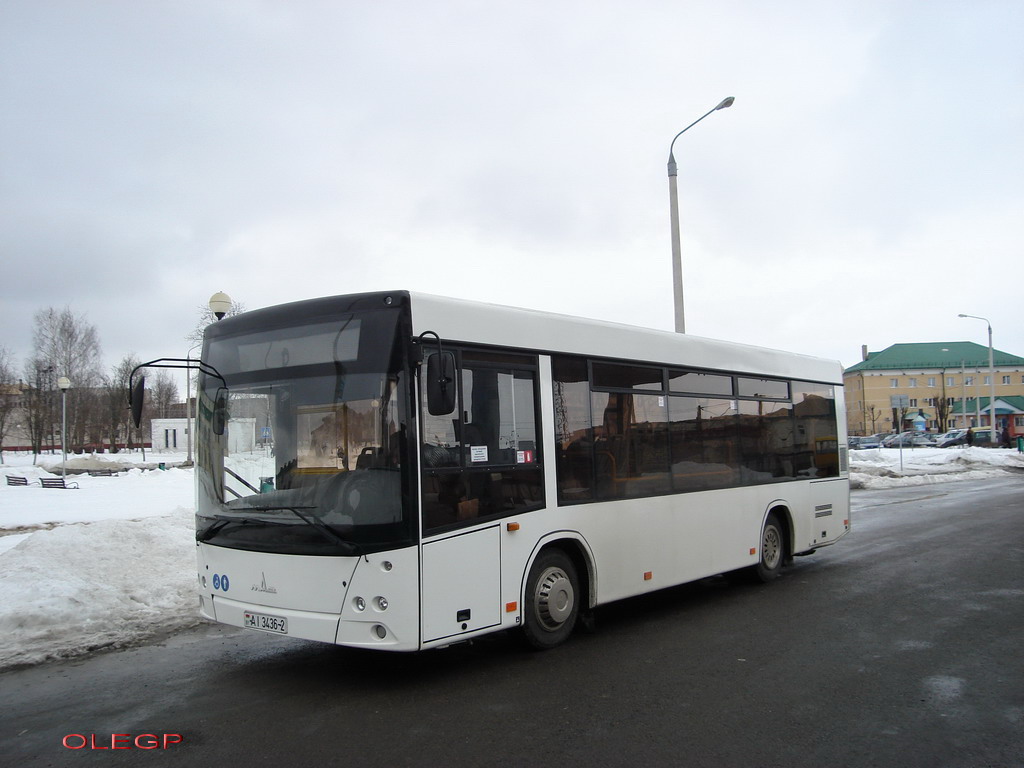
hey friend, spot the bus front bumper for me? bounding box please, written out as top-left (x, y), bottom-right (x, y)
top-left (198, 543), bottom-right (421, 651)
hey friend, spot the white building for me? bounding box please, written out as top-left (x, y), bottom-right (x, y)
top-left (151, 418), bottom-right (188, 451)
top-left (150, 417), bottom-right (257, 453)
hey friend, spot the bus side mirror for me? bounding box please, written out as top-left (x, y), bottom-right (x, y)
top-left (213, 389), bottom-right (229, 436)
top-left (130, 376), bottom-right (146, 428)
top-left (426, 352), bottom-right (456, 415)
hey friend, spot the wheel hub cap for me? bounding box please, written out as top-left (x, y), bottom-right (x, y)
top-left (536, 567), bottom-right (574, 629)
top-left (763, 527), bottom-right (781, 568)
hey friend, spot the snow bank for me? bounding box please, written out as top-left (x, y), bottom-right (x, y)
top-left (849, 446), bottom-right (1024, 490)
top-left (1, 451), bottom-right (199, 669)
top-left (0, 508), bottom-right (199, 668)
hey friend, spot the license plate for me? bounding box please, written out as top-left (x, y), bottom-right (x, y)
top-left (244, 611), bottom-right (288, 634)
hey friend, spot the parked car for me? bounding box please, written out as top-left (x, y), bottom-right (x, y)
top-left (967, 427), bottom-right (998, 447)
top-left (938, 428), bottom-right (999, 447)
top-left (882, 432), bottom-right (935, 448)
top-left (882, 433), bottom-right (912, 447)
top-left (935, 429), bottom-right (967, 448)
top-left (849, 434), bottom-right (881, 449)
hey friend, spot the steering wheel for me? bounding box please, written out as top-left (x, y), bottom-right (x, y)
top-left (317, 468), bottom-right (399, 523)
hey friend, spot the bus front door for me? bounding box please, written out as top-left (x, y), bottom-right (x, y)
top-left (420, 525), bottom-right (502, 644)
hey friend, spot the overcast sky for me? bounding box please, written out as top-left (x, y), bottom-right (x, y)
top-left (2, 0), bottom-right (1022, 385)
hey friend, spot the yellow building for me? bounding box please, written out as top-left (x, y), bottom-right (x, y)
top-left (843, 342), bottom-right (1024, 436)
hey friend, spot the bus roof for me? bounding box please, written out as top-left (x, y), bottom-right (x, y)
top-left (408, 292), bottom-right (842, 385)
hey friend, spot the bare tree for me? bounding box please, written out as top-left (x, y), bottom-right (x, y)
top-left (867, 404), bottom-right (884, 434)
top-left (23, 358), bottom-right (55, 460)
top-left (0, 346), bottom-right (18, 462)
top-left (151, 370), bottom-right (179, 418)
top-left (103, 355), bottom-right (140, 452)
top-left (79, 388), bottom-right (106, 452)
top-left (891, 406), bottom-right (910, 433)
top-left (934, 397), bottom-right (951, 433)
top-left (32, 307), bottom-right (103, 452)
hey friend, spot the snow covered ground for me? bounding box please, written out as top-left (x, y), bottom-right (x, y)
top-left (0, 451), bottom-right (197, 670)
top-left (849, 445), bottom-right (1024, 490)
top-left (1, 446), bottom-right (1022, 670)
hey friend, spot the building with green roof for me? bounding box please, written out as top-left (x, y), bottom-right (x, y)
top-left (843, 342), bottom-right (1024, 438)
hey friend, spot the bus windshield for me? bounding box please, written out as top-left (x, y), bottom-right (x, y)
top-left (194, 308), bottom-right (413, 555)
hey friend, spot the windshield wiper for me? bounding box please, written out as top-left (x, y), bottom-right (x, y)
top-left (226, 505), bottom-right (358, 554)
top-left (196, 515), bottom-right (287, 542)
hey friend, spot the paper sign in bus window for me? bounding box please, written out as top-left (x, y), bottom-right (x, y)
top-left (470, 446), bottom-right (489, 463)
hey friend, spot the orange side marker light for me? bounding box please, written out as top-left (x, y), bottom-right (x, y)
top-left (505, 601), bottom-right (518, 613)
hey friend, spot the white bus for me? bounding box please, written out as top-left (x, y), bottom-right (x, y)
top-left (135, 291), bottom-right (849, 651)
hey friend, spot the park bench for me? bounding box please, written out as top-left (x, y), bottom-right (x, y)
top-left (5, 476), bottom-right (29, 486)
top-left (88, 469), bottom-right (117, 477)
top-left (40, 477), bottom-right (79, 490)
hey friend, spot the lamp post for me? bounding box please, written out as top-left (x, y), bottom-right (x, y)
top-left (958, 314), bottom-right (997, 443)
top-left (960, 359), bottom-right (966, 430)
top-left (667, 97), bottom-right (734, 334)
top-left (57, 376), bottom-right (70, 477)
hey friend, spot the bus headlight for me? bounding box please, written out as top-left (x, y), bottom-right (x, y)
top-left (354, 596), bottom-right (366, 612)
top-left (376, 596), bottom-right (388, 611)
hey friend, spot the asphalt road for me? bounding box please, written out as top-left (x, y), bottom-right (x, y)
top-left (2, 476), bottom-right (1022, 768)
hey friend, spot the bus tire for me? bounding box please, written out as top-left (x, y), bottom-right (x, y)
top-left (753, 513), bottom-right (785, 583)
top-left (522, 549), bottom-right (579, 650)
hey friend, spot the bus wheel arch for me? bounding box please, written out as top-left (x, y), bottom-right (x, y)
top-left (521, 539), bottom-right (593, 650)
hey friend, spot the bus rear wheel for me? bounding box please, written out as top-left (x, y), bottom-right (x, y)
top-left (753, 514), bottom-right (785, 583)
top-left (522, 549), bottom-right (579, 650)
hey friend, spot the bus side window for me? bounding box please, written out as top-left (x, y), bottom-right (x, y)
top-left (591, 391), bottom-right (670, 500)
top-left (552, 356), bottom-right (594, 504)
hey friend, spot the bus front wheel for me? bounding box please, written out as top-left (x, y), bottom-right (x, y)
top-left (753, 513), bottom-right (785, 582)
top-left (522, 549), bottom-right (579, 650)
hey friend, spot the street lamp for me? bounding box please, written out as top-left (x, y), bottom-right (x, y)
top-left (209, 291), bottom-right (232, 320)
top-left (959, 359), bottom-right (967, 430)
top-left (667, 96), bottom-right (734, 334)
top-left (57, 376), bottom-right (70, 476)
top-left (958, 313), bottom-right (997, 443)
